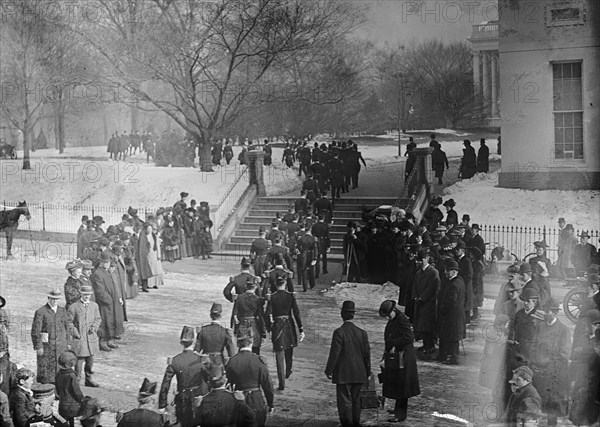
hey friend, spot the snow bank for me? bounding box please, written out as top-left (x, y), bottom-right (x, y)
top-left (442, 171), bottom-right (600, 230)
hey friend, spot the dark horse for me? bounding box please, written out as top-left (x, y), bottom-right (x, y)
top-left (0, 201), bottom-right (31, 258)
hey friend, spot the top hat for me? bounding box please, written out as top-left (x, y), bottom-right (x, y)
top-left (210, 303), bottom-right (222, 314)
top-left (180, 192), bottom-right (189, 198)
top-left (378, 300), bottom-right (396, 317)
top-left (31, 383), bottom-right (56, 400)
top-left (443, 199), bottom-right (456, 208)
top-left (47, 288), bottom-right (62, 299)
top-left (139, 377), bottom-right (158, 398)
top-left (445, 259), bottom-right (459, 271)
top-left (519, 287), bottom-right (539, 301)
top-left (512, 366), bottom-right (533, 383)
top-left (519, 263), bottom-right (532, 274)
top-left (471, 224), bottom-right (481, 231)
top-left (533, 240), bottom-right (548, 249)
top-left (0, 296), bottom-right (5, 308)
top-left (180, 326), bottom-right (195, 343)
top-left (58, 350), bottom-right (78, 369)
top-left (462, 214), bottom-right (470, 221)
top-left (92, 216), bottom-right (105, 224)
top-left (65, 260), bottom-right (82, 271)
top-left (341, 300), bottom-right (356, 313)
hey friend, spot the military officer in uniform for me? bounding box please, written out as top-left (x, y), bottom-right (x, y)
top-left (266, 237), bottom-right (292, 271)
top-left (195, 303), bottom-right (237, 374)
top-left (265, 277), bottom-right (305, 390)
top-left (223, 257), bottom-right (259, 329)
top-left (233, 280), bottom-right (266, 355)
top-left (197, 372), bottom-right (256, 427)
top-left (158, 326), bottom-right (210, 427)
top-left (250, 229), bottom-right (270, 277)
top-left (264, 255), bottom-right (294, 294)
top-left (225, 334), bottom-right (275, 427)
top-left (312, 215), bottom-right (331, 277)
top-left (297, 223), bottom-right (318, 291)
top-left (117, 378), bottom-right (169, 427)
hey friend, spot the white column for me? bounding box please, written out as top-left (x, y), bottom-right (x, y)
top-left (491, 53), bottom-right (498, 117)
top-left (481, 52), bottom-right (490, 116)
top-left (472, 51), bottom-right (481, 98)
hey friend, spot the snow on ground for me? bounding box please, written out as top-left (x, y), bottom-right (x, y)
top-left (443, 170), bottom-right (600, 230)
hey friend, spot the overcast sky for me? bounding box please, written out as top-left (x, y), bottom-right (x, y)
top-left (357, 0), bottom-right (499, 46)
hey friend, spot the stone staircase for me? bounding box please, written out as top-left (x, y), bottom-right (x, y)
top-left (216, 196), bottom-right (398, 261)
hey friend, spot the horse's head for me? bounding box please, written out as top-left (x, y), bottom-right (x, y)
top-left (18, 200), bottom-right (31, 220)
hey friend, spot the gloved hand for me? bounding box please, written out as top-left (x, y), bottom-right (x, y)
top-left (299, 332), bottom-right (305, 342)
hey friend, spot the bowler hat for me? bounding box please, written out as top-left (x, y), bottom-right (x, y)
top-left (533, 240), bottom-right (548, 249)
top-left (519, 263), bottom-right (532, 274)
top-left (512, 366), bottom-right (533, 382)
top-left (47, 288), bottom-right (62, 299)
top-left (378, 300), bottom-right (396, 317)
top-left (92, 216), bottom-right (105, 224)
top-left (445, 259), bottom-right (459, 271)
top-left (58, 350), bottom-right (78, 369)
top-left (341, 300), bottom-right (356, 313)
top-left (456, 240), bottom-right (466, 249)
top-left (443, 199), bottom-right (456, 208)
top-left (471, 224), bottom-right (481, 231)
top-left (210, 303), bottom-right (222, 314)
top-left (180, 192), bottom-right (189, 198)
top-left (180, 326), bottom-right (195, 343)
top-left (139, 377), bottom-right (157, 398)
top-left (557, 217), bottom-right (565, 223)
top-left (80, 285), bottom-right (94, 295)
top-left (579, 231), bottom-right (590, 238)
top-left (519, 287), bottom-right (539, 301)
top-left (0, 295), bottom-right (5, 308)
top-left (564, 224), bottom-right (574, 231)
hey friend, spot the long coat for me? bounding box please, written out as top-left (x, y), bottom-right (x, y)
top-left (531, 319), bottom-right (571, 416)
top-left (511, 308), bottom-right (542, 365)
top-left (90, 266), bottom-right (125, 338)
top-left (136, 231), bottom-right (153, 281)
top-left (381, 309), bottom-right (420, 400)
top-left (55, 368), bottom-right (84, 419)
top-left (68, 300), bottom-right (101, 357)
top-left (325, 321), bottom-right (370, 385)
top-left (412, 265), bottom-right (440, 333)
top-left (437, 275), bottom-right (466, 342)
top-left (458, 255), bottom-right (473, 311)
top-left (265, 290), bottom-right (302, 351)
top-left (477, 144), bottom-right (490, 173)
top-left (31, 304), bottom-right (72, 384)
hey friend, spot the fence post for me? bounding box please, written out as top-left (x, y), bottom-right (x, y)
top-left (42, 203), bottom-right (46, 231)
top-left (91, 205), bottom-right (95, 218)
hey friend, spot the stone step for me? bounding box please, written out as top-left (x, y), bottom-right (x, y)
top-left (253, 202), bottom-right (385, 211)
top-left (249, 209), bottom-right (364, 218)
top-left (237, 222), bottom-right (350, 232)
top-left (222, 242), bottom-right (345, 255)
top-left (212, 249), bottom-right (345, 262)
top-left (256, 196), bottom-right (398, 205)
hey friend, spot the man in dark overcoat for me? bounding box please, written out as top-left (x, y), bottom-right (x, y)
top-left (159, 326), bottom-right (210, 427)
top-left (437, 259), bottom-right (466, 365)
top-left (510, 287), bottom-right (543, 366)
top-left (90, 251), bottom-right (123, 351)
top-left (378, 300), bottom-right (420, 423)
top-left (325, 300), bottom-right (371, 427)
top-left (412, 250), bottom-right (440, 354)
top-left (456, 240), bottom-right (474, 325)
top-left (477, 138), bottom-right (490, 173)
top-left (312, 215), bottom-right (331, 277)
top-left (223, 258), bottom-right (259, 328)
top-left (265, 277), bottom-right (304, 391)
top-left (225, 335), bottom-right (274, 427)
top-left (232, 281), bottom-right (265, 355)
top-left (297, 224), bottom-right (317, 291)
top-left (31, 289), bottom-right (73, 384)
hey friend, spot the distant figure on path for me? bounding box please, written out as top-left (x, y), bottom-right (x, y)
top-left (477, 138), bottom-right (490, 173)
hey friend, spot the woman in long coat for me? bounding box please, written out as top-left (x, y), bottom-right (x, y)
top-left (378, 300), bottom-right (420, 423)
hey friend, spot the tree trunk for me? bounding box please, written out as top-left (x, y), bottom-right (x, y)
top-left (103, 107), bottom-right (108, 147)
top-left (197, 132), bottom-right (213, 172)
top-left (22, 120), bottom-right (31, 170)
top-left (130, 102), bottom-right (139, 132)
top-left (57, 93), bottom-right (66, 153)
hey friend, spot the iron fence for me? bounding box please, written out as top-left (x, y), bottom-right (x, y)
top-left (479, 224), bottom-right (599, 263)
